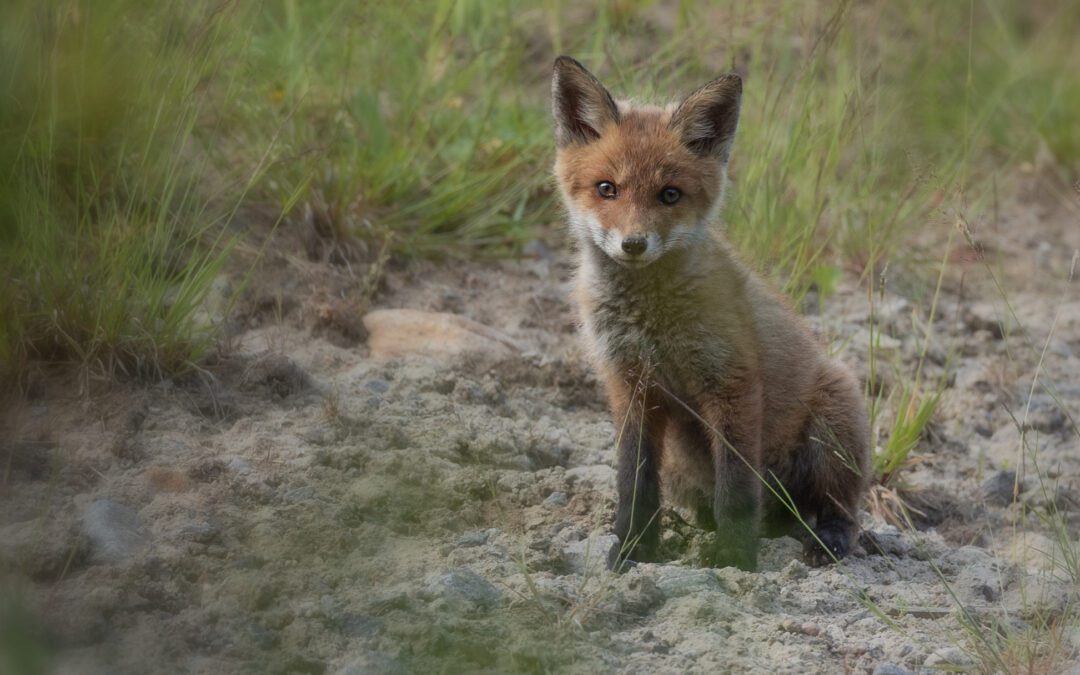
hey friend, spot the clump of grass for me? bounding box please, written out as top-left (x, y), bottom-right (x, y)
top-left (874, 385), bottom-right (941, 488)
top-left (0, 1), bottom-right (235, 382)
top-left (219, 0), bottom-right (557, 259)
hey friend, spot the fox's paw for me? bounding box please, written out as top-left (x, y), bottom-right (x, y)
top-left (803, 523), bottom-right (851, 567)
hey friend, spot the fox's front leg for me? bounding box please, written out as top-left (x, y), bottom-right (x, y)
top-left (702, 388), bottom-right (763, 571)
top-left (608, 378), bottom-right (667, 564)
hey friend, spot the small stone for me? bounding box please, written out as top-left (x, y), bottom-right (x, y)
top-left (422, 568), bottom-right (501, 611)
top-left (82, 500), bottom-right (149, 563)
top-left (782, 559), bottom-right (809, 580)
top-left (562, 534), bottom-right (621, 575)
top-left (543, 491), bottom-right (568, 507)
top-left (363, 378), bottom-right (390, 394)
top-left (923, 646), bottom-right (973, 669)
top-left (954, 362), bottom-right (993, 392)
top-left (1022, 394), bottom-right (1066, 433)
top-left (872, 664), bottom-right (914, 675)
top-left (652, 565), bottom-right (721, 599)
top-left (226, 456), bottom-right (253, 475)
top-left (362, 309), bottom-right (519, 362)
top-left (860, 525), bottom-right (910, 558)
top-left (454, 530), bottom-right (490, 548)
top-left (981, 470), bottom-right (1018, 506)
top-left (962, 302), bottom-right (1005, 339)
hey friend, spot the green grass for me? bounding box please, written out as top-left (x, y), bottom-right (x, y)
top-left (0, 1), bottom-right (238, 381)
top-left (2, 0), bottom-right (1079, 379)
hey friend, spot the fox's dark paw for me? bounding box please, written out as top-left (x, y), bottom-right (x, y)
top-left (803, 524), bottom-right (851, 567)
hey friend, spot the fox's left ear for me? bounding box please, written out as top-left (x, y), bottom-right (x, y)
top-left (669, 74), bottom-right (742, 162)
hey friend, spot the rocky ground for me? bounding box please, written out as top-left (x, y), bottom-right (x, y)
top-left (2, 177), bottom-right (1079, 674)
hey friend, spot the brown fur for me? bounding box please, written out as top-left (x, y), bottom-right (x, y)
top-left (552, 56), bottom-right (870, 570)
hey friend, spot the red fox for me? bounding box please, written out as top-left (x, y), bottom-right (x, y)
top-left (551, 56), bottom-right (870, 570)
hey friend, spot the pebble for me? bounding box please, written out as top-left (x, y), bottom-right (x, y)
top-left (543, 491), bottom-right (569, 507)
top-left (454, 529), bottom-right (495, 548)
top-left (922, 646), bottom-right (973, 669)
top-left (651, 565), bottom-right (722, 600)
top-left (562, 534), bottom-right (621, 575)
top-left (422, 568), bottom-right (502, 611)
top-left (81, 500), bottom-right (149, 563)
top-left (362, 309), bottom-right (519, 362)
top-left (364, 378), bottom-right (390, 394)
top-left (980, 470), bottom-right (1018, 506)
top-left (872, 664), bottom-right (914, 675)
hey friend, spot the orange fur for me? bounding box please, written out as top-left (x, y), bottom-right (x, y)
top-left (552, 56), bottom-right (869, 570)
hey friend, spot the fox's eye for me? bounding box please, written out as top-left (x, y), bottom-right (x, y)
top-left (659, 187), bottom-right (681, 205)
top-left (596, 181), bottom-right (617, 199)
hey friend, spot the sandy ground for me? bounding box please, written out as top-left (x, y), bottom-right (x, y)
top-left (2, 175), bottom-right (1080, 674)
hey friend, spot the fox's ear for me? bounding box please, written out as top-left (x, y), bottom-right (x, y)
top-left (669, 74), bottom-right (742, 162)
top-left (552, 56), bottom-right (620, 148)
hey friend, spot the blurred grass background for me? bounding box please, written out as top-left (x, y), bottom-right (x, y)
top-left (1, 0), bottom-right (1078, 381)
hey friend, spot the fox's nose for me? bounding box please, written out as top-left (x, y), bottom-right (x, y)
top-left (621, 236), bottom-right (647, 256)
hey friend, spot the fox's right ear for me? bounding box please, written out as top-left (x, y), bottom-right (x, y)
top-left (552, 56), bottom-right (620, 148)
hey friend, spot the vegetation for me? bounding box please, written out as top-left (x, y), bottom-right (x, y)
top-left (2, 1), bottom-right (1079, 671)
top-left (2, 0), bottom-right (1078, 381)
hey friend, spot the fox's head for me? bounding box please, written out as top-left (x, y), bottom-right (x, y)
top-left (551, 56), bottom-right (741, 268)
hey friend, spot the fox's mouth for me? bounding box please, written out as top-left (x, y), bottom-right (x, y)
top-left (609, 253), bottom-right (657, 268)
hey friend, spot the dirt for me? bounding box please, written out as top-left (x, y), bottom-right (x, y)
top-left (2, 175), bottom-right (1079, 674)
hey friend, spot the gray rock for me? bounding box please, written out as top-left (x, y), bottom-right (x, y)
top-left (860, 525), bottom-right (911, 557)
top-left (226, 456), bottom-right (253, 475)
top-left (950, 545), bottom-right (1010, 603)
top-left (562, 534), bottom-right (621, 575)
top-left (543, 491), bottom-right (569, 507)
top-left (922, 646), bottom-right (973, 670)
top-left (873, 664), bottom-right (915, 675)
top-left (455, 529), bottom-right (493, 548)
top-left (82, 500), bottom-right (148, 563)
top-left (954, 361), bottom-right (993, 392)
top-left (1023, 394), bottom-right (1066, 433)
top-left (364, 378), bottom-right (390, 394)
top-left (981, 470), bottom-right (1018, 506)
top-left (422, 568), bottom-right (501, 611)
top-left (652, 565), bottom-right (721, 599)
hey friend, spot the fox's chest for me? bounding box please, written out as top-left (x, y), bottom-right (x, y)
top-left (585, 288), bottom-right (726, 381)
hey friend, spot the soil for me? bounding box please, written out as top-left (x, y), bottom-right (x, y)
top-left (2, 173), bottom-right (1079, 674)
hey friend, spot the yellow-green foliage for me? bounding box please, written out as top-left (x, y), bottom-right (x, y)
top-left (2, 0), bottom-right (1078, 378)
top-left (0, 1), bottom-right (233, 379)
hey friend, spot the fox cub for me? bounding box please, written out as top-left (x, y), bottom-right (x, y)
top-left (551, 56), bottom-right (870, 570)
